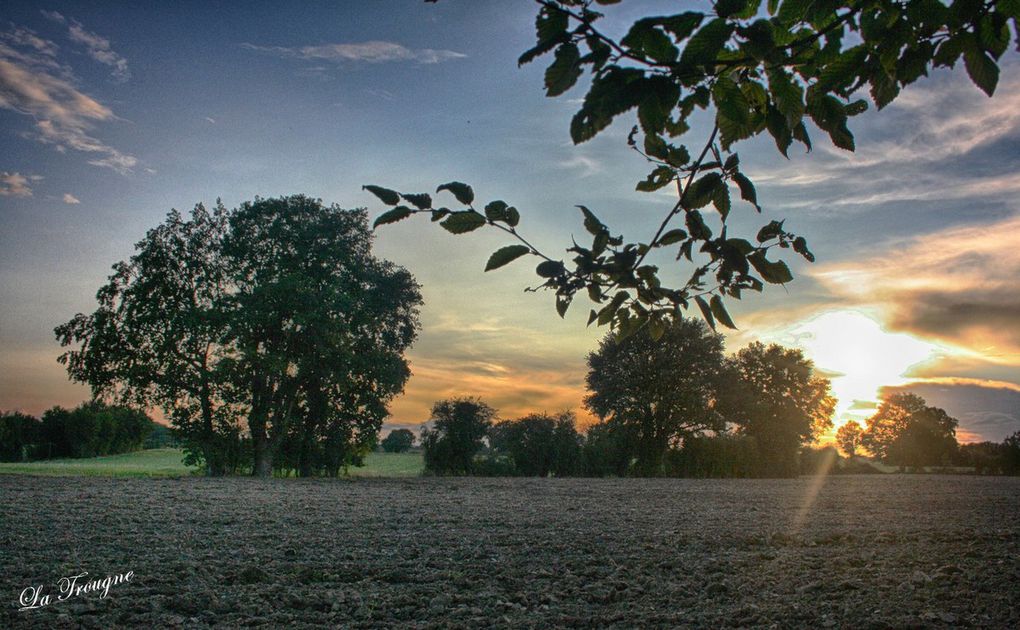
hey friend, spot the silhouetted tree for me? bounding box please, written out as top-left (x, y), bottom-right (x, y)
top-left (369, 1), bottom-right (1016, 336)
top-left (55, 203), bottom-right (238, 475)
top-left (721, 342), bottom-right (835, 477)
top-left (585, 318), bottom-right (727, 476)
top-left (956, 441), bottom-right (1006, 475)
top-left (836, 421), bottom-right (864, 458)
top-left (861, 393), bottom-right (958, 469)
top-left (28, 403), bottom-right (153, 459)
top-left (581, 420), bottom-right (632, 477)
top-left (0, 411), bottom-right (40, 462)
top-left (1004, 431), bottom-right (1020, 476)
top-left (489, 411), bottom-right (582, 476)
top-left (667, 434), bottom-right (761, 478)
top-left (421, 398), bottom-right (496, 475)
top-left (381, 428), bottom-right (416, 453)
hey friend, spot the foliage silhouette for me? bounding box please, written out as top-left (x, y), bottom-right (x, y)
top-left (721, 342), bottom-right (836, 477)
top-left (861, 392), bottom-right (959, 469)
top-left (585, 318), bottom-right (728, 475)
top-left (368, 0), bottom-right (1018, 336)
top-left (421, 397), bottom-right (496, 475)
top-left (381, 428), bottom-right (416, 453)
top-left (488, 412), bottom-right (583, 476)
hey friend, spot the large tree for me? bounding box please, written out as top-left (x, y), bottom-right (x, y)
top-left (585, 318), bottom-right (727, 476)
top-left (56, 203), bottom-right (238, 475)
top-left (222, 196), bottom-right (422, 477)
top-left (722, 342), bottom-right (835, 476)
top-left (57, 196), bottom-right (422, 477)
top-left (835, 420), bottom-right (863, 457)
top-left (861, 392), bottom-right (958, 468)
top-left (369, 0), bottom-right (1017, 335)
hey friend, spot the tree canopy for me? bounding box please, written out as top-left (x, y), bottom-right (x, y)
top-left (56, 195), bottom-right (422, 477)
top-left (367, 0), bottom-right (1018, 336)
top-left (421, 397), bottom-right (497, 475)
top-left (861, 392), bottom-right (959, 468)
top-left (721, 341), bottom-right (836, 476)
top-left (585, 318), bottom-right (728, 475)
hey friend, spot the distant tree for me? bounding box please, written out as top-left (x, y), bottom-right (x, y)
top-left (489, 411), bottom-right (582, 476)
top-left (421, 398), bottom-right (496, 475)
top-left (955, 441), bottom-right (1006, 475)
top-left (30, 403), bottom-right (153, 459)
top-left (721, 342), bottom-right (836, 477)
top-left (0, 411), bottom-right (41, 462)
top-left (861, 393), bottom-right (958, 469)
top-left (55, 203), bottom-right (238, 475)
top-left (1004, 431), bottom-right (1020, 476)
top-left (585, 318), bottom-right (727, 476)
top-left (224, 196), bottom-right (422, 477)
top-left (381, 428), bottom-right (416, 453)
top-left (835, 421), bottom-right (864, 458)
top-left (369, 1), bottom-right (1017, 337)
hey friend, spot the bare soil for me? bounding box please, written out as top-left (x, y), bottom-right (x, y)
top-left (2, 474), bottom-right (1018, 628)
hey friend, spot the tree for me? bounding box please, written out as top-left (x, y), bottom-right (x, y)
top-left (489, 411), bottom-right (582, 476)
top-left (0, 411), bottom-right (40, 462)
top-left (1004, 430), bottom-right (1020, 475)
top-left (56, 203), bottom-right (238, 475)
top-left (381, 428), bottom-right (416, 453)
top-left (421, 398), bottom-right (496, 475)
top-left (835, 421), bottom-right (863, 458)
top-left (861, 392), bottom-right (958, 469)
top-left (584, 318), bottom-right (727, 476)
top-left (722, 342), bottom-right (835, 477)
top-left (56, 196), bottom-right (422, 477)
top-left (368, 0), bottom-right (1017, 336)
top-left (223, 196), bottom-right (422, 477)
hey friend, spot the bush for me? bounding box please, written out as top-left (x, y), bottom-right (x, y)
top-left (381, 428), bottom-right (415, 453)
top-left (666, 434), bottom-right (762, 478)
top-left (488, 412), bottom-right (583, 477)
top-left (0, 411), bottom-right (42, 462)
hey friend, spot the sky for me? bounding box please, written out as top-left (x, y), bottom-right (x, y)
top-left (1, 1), bottom-right (1018, 443)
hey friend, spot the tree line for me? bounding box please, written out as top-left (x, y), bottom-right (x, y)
top-left (0, 403), bottom-right (154, 462)
top-left (55, 196), bottom-right (422, 477)
top-left (419, 320), bottom-right (1020, 478)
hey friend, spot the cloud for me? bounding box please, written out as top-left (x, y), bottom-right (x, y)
top-left (0, 24), bottom-right (137, 173)
top-left (66, 20), bottom-right (130, 82)
top-left (62, 192), bottom-right (80, 204)
top-left (812, 213), bottom-right (1020, 363)
top-left (0, 171), bottom-right (37, 197)
top-left (242, 40), bottom-right (466, 66)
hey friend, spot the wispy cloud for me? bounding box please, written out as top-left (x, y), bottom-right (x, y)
top-left (0, 23), bottom-right (137, 173)
top-left (0, 171), bottom-right (40, 197)
top-left (67, 21), bottom-right (130, 82)
top-left (812, 213), bottom-right (1020, 364)
top-left (242, 40), bottom-right (466, 66)
top-left (62, 192), bottom-right (80, 204)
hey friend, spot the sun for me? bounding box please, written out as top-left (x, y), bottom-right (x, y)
top-left (788, 311), bottom-right (940, 426)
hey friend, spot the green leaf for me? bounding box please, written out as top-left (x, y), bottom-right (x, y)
top-left (556, 295), bottom-right (571, 318)
top-left (401, 192), bottom-right (432, 210)
top-left (695, 296), bottom-right (715, 330)
top-left (713, 75), bottom-right (751, 124)
top-left (363, 185), bottom-right (400, 206)
top-left (767, 68), bottom-right (804, 126)
top-left (485, 245), bottom-right (531, 271)
top-left (712, 179), bottom-right (731, 220)
top-left (964, 47), bottom-right (999, 96)
top-left (373, 206), bottom-right (413, 228)
top-left (710, 295), bottom-right (737, 329)
top-left (636, 166), bottom-right (675, 192)
top-left (505, 207), bottom-right (520, 227)
top-left (536, 5), bottom-right (568, 45)
top-left (748, 252), bottom-right (793, 284)
top-left (545, 43), bottom-right (583, 97)
top-left (657, 229), bottom-right (688, 246)
top-left (484, 200), bottom-right (509, 222)
top-left (777, 0), bottom-right (812, 26)
top-left (440, 211), bottom-right (487, 234)
top-left (536, 260), bottom-right (566, 278)
top-left (686, 210), bottom-right (713, 240)
top-left (715, 0), bottom-right (748, 18)
top-left (679, 18), bottom-right (733, 67)
top-left (578, 205), bottom-right (605, 236)
top-left (732, 173), bottom-right (760, 211)
top-left (436, 182), bottom-right (474, 205)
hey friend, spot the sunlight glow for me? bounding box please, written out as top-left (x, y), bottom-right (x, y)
top-left (790, 311), bottom-right (941, 425)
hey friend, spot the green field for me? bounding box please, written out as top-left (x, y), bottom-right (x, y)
top-left (0, 448), bottom-right (424, 478)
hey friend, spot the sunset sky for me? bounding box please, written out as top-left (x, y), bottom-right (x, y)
top-left (2, 1), bottom-right (1018, 443)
